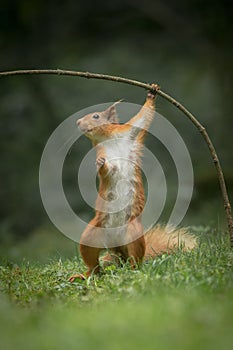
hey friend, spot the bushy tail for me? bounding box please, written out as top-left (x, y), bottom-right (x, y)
top-left (144, 224), bottom-right (197, 260)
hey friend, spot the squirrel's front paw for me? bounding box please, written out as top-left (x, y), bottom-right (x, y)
top-left (96, 156), bottom-right (106, 169)
top-left (148, 84), bottom-right (159, 98)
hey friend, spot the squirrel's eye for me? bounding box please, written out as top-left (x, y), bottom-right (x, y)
top-left (92, 114), bottom-right (100, 119)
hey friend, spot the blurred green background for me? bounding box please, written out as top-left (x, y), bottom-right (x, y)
top-left (0, 0), bottom-right (232, 262)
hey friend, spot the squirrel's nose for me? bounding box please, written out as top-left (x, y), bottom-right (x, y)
top-left (76, 119), bottom-right (81, 126)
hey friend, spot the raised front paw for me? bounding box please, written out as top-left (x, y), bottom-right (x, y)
top-left (148, 84), bottom-right (159, 98)
top-left (96, 156), bottom-right (106, 169)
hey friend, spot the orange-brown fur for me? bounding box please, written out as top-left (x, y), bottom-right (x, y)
top-left (69, 87), bottom-right (196, 281)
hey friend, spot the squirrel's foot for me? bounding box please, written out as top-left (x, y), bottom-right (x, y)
top-left (68, 273), bottom-right (86, 282)
top-left (68, 268), bottom-right (97, 282)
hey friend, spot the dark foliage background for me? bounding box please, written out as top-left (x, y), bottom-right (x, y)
top-left (0, 0), bottom-right (232, 248)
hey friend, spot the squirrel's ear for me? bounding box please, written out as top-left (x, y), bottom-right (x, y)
top-left (105, 100), bottom-right (123, 123)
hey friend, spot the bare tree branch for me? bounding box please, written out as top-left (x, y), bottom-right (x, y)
top-left (1, 68), bottom-right (232, 245)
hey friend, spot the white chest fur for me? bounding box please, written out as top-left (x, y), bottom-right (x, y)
top-left (98, 136), bottom-right (139, 228)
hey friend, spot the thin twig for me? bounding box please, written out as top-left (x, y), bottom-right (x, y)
top-left (1, 68), bottom-right (232, 245)
top-left (0, 69), bottom-right (151, 89)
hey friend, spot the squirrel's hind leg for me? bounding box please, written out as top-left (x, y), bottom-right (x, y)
top-left (126, 220), bottom-right (145, 268)
top-left (69, 244), bottom-right (101, 281)
top-left (127, 236), bottom-right (145, 268)
top-left (69, 223), bottom-right (102, 281)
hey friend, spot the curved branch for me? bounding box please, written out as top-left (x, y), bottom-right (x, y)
top-left (0, 69), bottom-right (152, 90)
top-left (1, 68), bottom-right (232, 245)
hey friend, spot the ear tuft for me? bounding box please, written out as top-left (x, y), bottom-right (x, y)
top-left (105, 100), bottom-right (123, 124)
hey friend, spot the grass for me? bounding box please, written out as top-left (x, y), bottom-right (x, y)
top-left (0, 227), bottom-right (233, 350)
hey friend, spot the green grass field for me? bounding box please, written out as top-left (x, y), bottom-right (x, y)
top-left (0, 227), bottom-right (233, 350)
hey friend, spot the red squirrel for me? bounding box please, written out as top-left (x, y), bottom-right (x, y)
top-left (69, 85), bottom-right (196, 281)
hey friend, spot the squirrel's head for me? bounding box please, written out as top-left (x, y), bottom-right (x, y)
top-left (76, 102), bottom-right (121, 142)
